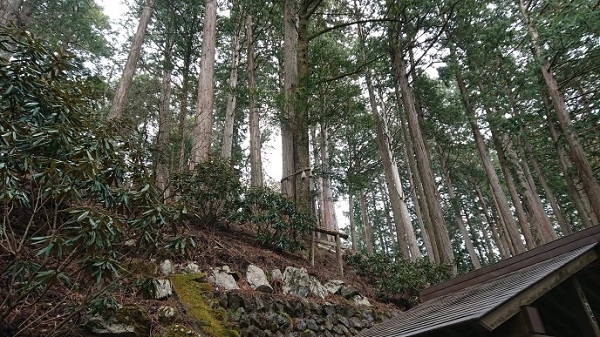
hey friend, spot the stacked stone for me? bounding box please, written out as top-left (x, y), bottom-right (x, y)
top-left (219, 291), bottom-right (393, 337)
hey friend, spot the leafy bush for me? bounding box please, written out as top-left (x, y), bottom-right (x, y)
top-left (345, 253), bottom-right (452, 307)
top-left (235, 187), bottom-right (313, 253)
top-left (171, 157), bottom-right (242, 226)
top-left (0, 27), bottom-right (169, 335)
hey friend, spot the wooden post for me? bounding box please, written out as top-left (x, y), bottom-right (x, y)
top-left (312, 228), bottom-right (348, 277)
top-left (572, 276), bottom-right (600, 337)
top-left (335, 233), bottom-right (343, 277)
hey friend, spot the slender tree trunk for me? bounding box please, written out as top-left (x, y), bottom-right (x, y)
top-left (392, 86), bottom-right (436, 262)
top-left (519, 0), bottom-right (600, 224)
top-left (372, 196), bottom-right (388, 253)
top-left (578, 181), bottom-right (598, 226)
top-left (348, 194), bottom-right (357, 253)
top-left (155, 35), bottom-right (174, 197)
top-left (404, 44), bottom-right (437, 262)
top-left (190, 0), bottom-right (217, 167)
top-left (491, 183), bottom-right (519, 256)
top-left (501, 90), bottom-right (558, 243)
top-left (405, 149), bottom-right (434, 260)
top-left (378, 176), bottom-right (398, 251)
top-left (474, 184), bottom-right (509, 259)
top-left (504, 136), bottom-right (557, 244)
top-left (467, 215), bottom-right (488, 265)
top-left (319, 125), bottom-right (338, 234)
top-left (177, 61), bottom-right (191, 171)
top-left (292, 0), bottom-right (314, 214)
top-left (356, 24), bottom-right (419, 260)
top-left (176, 20), bottom-right (198, 172)
top-left (221, 22), bottom-right (242, 160)
top-left (529, 155), bottom-right (571, 235)
top-left (456, 72), bottom-right (525, 255)
top-left (489, 128), bottom-right (535, 249)
top-left (540, 93), bottom-right (595, 228)
top-left (391, 44), bottom-right (454, 266)
top-left (360, 190), bottom-right (374, 254)
top-left (364, 72), bottom-right (418, 260)
top-left (311, 127), bottom-right (323, 237)
top-left (108, 0), bottom-right (155, 120)
top-left (473, 198), bottom-right (498, 263)
top-left (441, 163), bottom-right (481, 269)
top-left (246, 14), bottom-right (263, 188)
top-left (281, 0), bottom-right (297, 199)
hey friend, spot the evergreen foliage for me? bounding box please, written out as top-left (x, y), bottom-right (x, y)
top-left (346, 253), bottom-right (452, 307)
top-left (172, 156), bottom-right (242, 226)
top-left (235, 187), bottom-right (314, 253)
top-left (0, 27), bottom-right (169, 334)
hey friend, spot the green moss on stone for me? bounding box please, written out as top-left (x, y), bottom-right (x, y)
top-left (170, 273), bottom-right (240, 337)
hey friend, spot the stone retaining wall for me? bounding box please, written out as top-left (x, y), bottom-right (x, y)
top-left (217, 291), bottom-right (395, 337)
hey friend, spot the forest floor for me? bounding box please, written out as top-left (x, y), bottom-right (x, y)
top-left (182, 224), bottom-right (399, 311)
top-left (2, 224), bottom-right (403, 336)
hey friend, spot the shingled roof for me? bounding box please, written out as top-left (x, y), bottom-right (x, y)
top-left (358, 225), bottom-right (600, 337)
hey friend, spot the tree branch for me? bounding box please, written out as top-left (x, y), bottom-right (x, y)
top-left (309, 18), bottom-right (400, 41)
top-left (314, 55), bottom-right (384, 85)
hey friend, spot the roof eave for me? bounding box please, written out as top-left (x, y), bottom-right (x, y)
top-left (478, 246), bottom-right (598, 331)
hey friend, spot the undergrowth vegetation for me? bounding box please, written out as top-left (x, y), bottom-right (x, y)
top-left (172, 158), bottom-right (242, 227)
top-left (345, 253), bottom-right (452, 308)
top-left (0, 27), bottom-right (165, 335)
top-left (234, 187), bottom-right (313, 253)
top-left (0, 28), bottom-right (314, 336)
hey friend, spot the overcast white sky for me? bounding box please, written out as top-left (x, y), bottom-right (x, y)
top-left (98, 0), bottom-right (128, 21)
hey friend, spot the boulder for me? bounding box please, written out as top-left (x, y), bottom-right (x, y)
top-left (154, 279), bottom-right (172, 299)
top-left (209, 266), bottom-right (240, 291)
top-left (323, 280), bottom-right (344, 295)
top-left (351, 295), bottom-right (371, 307)
top-left (159, 260), bottom-right (174, 276)
top-left (282, 267), bottom-right (329, 299)
top-left (270, 269), bottom-right (283, 283)
top-left (182, 262), bottom-right (201, 274)
top-left (246, 264), bottom-right (273, 293)
top-left (282, 267), bottom-right (310, 298)
top-left (87, 318), bottom-right (136, 337)
top-left (308, 276), bottom-right (328, 299)
top-left (86, 304), bottom-right (151, 337)
top-left (340, 284), bottom-right (359, 299)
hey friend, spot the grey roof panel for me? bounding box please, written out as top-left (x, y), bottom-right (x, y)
top-left (358, 244), bottom-right (597, 337)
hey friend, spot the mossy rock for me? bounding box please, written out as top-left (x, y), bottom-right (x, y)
top-left (86, 304), bottom-right (151, 337)
top-left (170, 273), bottom-right (240, 337)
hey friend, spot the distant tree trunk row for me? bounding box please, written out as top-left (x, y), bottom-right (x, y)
top-left (97, 0), bottom-right (599, 273)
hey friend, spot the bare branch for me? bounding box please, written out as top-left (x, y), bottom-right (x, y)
top-left (309, 18), bottom-right (400, 41)
top-left (314, 55), bottom-right (384, 85)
